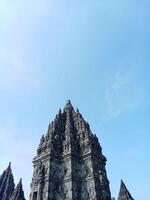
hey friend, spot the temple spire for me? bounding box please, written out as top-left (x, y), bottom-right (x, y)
top-left (118, 180), bottom-right (134, 200)
top-left (31, 100), bottom-right (111, 200)
top-left (66, 99), bottom-right (72, 105)
top-left (10, 179), bottom-right (26, 200)
top-left (0, 163), bottom-right (15, 200)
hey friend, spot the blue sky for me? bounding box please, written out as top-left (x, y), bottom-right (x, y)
top-left (0, 0), bottom-right (150, 199)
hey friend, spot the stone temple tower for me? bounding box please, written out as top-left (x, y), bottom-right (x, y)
top-left (30, 100), bottom-right (111, 200)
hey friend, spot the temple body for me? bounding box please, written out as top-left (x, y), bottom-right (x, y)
top-left (30, 100), bottom-right (111, 200)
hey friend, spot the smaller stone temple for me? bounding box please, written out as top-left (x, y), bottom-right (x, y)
top-left (9, 179), bottom-right (26, 200)
top-left (118, 180), bottom-right (134, 200)
top-left (0, 163), bottom-right (26, 200)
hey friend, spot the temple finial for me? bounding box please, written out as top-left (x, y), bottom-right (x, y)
top-left (64, 99), bottom-right (74, 112)
top-left (58, 108), bottom-right (62, 115)
top-left (76, 108), bottom-right (79, 113)
top-left (67, 99), bottom-right (71, 104)
top-left (40, 135), bottom-right (45, 144)
top-left (19, 178), bottom-right (22, 184)
top-left (8, 162), bottom-right (11, 169)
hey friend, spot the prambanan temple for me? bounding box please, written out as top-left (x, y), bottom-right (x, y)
top-left (0, 100), bottom-right (134, 200)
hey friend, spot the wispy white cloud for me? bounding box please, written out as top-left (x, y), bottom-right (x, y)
top-left (104, 67), bottom-right (143, 120)
top-left (0, 0), bottom-right (52, 91)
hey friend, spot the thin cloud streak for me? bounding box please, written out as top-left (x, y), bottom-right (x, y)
top-left (0, 0), bottom-right (63, 92)
top-left (104, 67), bottom-right (144, 120)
